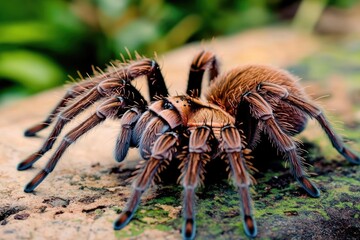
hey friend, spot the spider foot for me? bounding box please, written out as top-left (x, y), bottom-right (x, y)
top-left (24, 129), bottom-right (37, 137)
top-left (182, 219), bottom-right (196, 240)
top-left (296, 176), bottom-right (320, 198)
top-left (17, 152), bottom-right (43, 171)
top-left (113, 211), bottom-right (133, 230)
top-left (24, 121), bottom-right (51, 137)
top-left (17, 161), bottom-right (33, 171)
top-left (342, 148), bottom-right (360, 165)
top-left (243, 215), bottom-right (257, 238)
top-left (24, 169), bottom-right (49, 193)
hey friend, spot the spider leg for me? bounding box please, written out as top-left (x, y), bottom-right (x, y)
top-left (114, 132), bottom-right (179, 230)
top-left (138, 117), bottom-right (170, 159)
top-left (22, 96), bottom-right (127, 192)
top-left (18, 78), bottom-right (124, 170)
top-left (181, 126), bottom-right (212, 240)
top-left (127, 58), bottom-right (168, 100)
top-left (186, 51), bottom-right (219, 97)
top-left (113, 58), bottom-right (170, 158)
top-left (20, 58), bottom-right (165, 170)
top-left (114, 107), bottom-right (142, 162)
top-left (25, 58), bottom-right (168, 137)
top-left (235, 100), bottom-right (259, 148)
top-left (131, 111), bottom-right (154, 146)
top-left (24, 79), bottom-right (101, 137)
top-left (257, 82), bottom-right (360, 164)
top-left (113, 81), bottom-right (149, 162)
top-left (220, 125), bottom-right (257, 238)
top-left (243, 92), bottom-right (320, 197)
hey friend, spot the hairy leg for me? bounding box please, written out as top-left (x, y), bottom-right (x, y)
top-left (20, 58), bottom-right (166, 170)
top-left (235, 100), bottom-right (260, 148)
top-left (113, 132), bottom-right (179, 230)
top-left (24, 79), bottom-right (101, 137)
top-left (112, 78), bottom-right (150, 162)
top-left (138, 117), bottom-right (170, 159)
top-left (114, 107), bottom-right (142, 162)
top-left (243, 92), bottom-right (320, 197)
top-left (25, 57), bottom-right (169, 137)
top-left (131, 111), bottom-right (154, 146)
top-left (24, 57), bottom-right (165, 135)
top-left (220, 125), bottom-right (257, 237)
top-left (186, 51), bottom-right (219, 97)
top-left (20, 78), bottom-right (149, 171)
top-left (24, 62), bottom-right (130, 137)
top-left (22, 96), bottom-right (127, 192)
top-left (18, 78), bottom-right (124, 170)
top-left (181, 126), bottom-right (212, 240)
top-left (257, 82), bottom-right (359, 164)
top-left (127, 58), bottom-right (168, 100)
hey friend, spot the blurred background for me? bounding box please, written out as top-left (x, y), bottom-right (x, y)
top-left (0, 0), bottom-right (359, 105)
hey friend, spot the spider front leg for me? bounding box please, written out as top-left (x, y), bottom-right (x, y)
top-left (24, 79), bottom-right (101, 137)
top-left (257, 82), bottom-right (360, 164)
top-left (25, 57), bottom-right (169, 137)
top-left (114, 132), bottom-right (179, 230)
top-left (220, 125), bottom-right (257, 237)
top-left (128, 58), bottom-right (168, 100)
top-left (186, 51), bottom-right (219, 97)
top-left (243, 92), bottom-right (320, 197)
top-left (114, 107), bottom-right (142, 162)
top-left (18, 78), bottom-right (123, 171)
top-left (181, 126), bottom-right (213, 240)
top-left (19, 58), bottom-right (169, 171)
top-left (23, 96), bottom-right (128, 192)
top-left (114, 82), bottom-right (148, 162)
top-left (135, 116), bottom-right (170, 159)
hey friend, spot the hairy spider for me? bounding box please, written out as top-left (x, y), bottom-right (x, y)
top-left (18, 51), bottom-right (359, 239)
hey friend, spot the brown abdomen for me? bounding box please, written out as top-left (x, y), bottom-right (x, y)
top-left (205, 64), bottom-right (309, 135)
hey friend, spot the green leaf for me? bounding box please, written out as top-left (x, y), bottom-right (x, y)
top-left (0, 21), bottom-right (58, 44)
top-left (0, 50), bottom-right (65, 92)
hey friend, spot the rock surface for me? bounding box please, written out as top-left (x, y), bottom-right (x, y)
top-left (0, 28), bottom-right (359, 240)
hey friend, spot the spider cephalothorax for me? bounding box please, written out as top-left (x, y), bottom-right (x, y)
top-left (18, 51), bottom-right (359, 239)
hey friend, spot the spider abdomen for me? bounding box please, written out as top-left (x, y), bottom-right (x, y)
top-left (206, 65), bottom-right (309, 136)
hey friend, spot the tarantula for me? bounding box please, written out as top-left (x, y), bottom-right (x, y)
top-left (18, 50), bottom-right (359, 239)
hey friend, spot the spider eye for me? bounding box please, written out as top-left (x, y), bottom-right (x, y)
top-left (163, 101), bottom-right (173, 110)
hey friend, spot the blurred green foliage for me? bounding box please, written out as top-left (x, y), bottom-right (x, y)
top-left (0, 0), bottom-right (357, 104)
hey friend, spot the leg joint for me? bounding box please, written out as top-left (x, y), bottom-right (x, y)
top-left (96, 110), bottom-right (107, 119)
top-left (58, 114), bottom-right (69, 121)
top-left (63, 136), bottom-right (74, 144)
